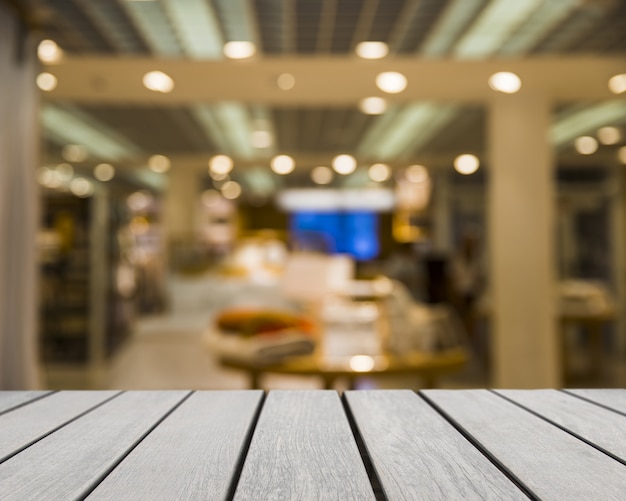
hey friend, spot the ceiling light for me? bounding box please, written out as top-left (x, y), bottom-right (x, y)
top-left (368, 163), bottom-right (391, 182)
top-left (148, 154), bottom-right (171, 173)
top-left (488, 72), bottom-right (522, 94)
top-left (94, 163), bottom-right (115, 182)
top-left (209, 154), bottom-right (234, 175)
top-left (221, 181), bottom-right (242, 199)
top-left (359, 97), bottom-right (387, 115)
top-left (619, 146), bottom-right (626, 164)
top-left (70, 178), bottom-right (94, 198)
top-left (311, 166), bottom-right (333, 185)
top-left (597, 126), bottom-right (621, 145)
top-left (251, 130), bottom-right (272, 148)
top-left (332, 154), bottom-right (357, 175)
top-left (224, 41), bottom-right (256, 59)
top-left (405, 164), bottom-right (429, 183)
top-left (127, 191), bottom-right (153, 212)
top-left (355, 41), bottom-right (389, 59)
top-left (36, 72), bottom-right (57, 92)
top-left (62, 144), bottom-right (88, 162)
top-left (143, 71), bottom-right (174, 93)
top-left (375, 72), bottom-right (407, 94)
top-left (277, 73), bottom-right (296, 90)
top-left (574, 136), bottom-right (598, 155)
top-left (55, 163), bottom-right (74, 182)
top-left (210, 171), bottom-right (229, 181)
top-left (37, 39), bottom-right (62, 63)
top-left (608, 74), bottom-right (626, 94)
top-left (271, 155), bottom-right (295, 175)
top-left (454, 154), bottom-right (479, 175)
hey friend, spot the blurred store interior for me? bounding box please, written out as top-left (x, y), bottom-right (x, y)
top-left (1, 0), bottom-right (625, 390)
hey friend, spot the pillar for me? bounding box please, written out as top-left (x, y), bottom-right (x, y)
top-left (488, 93), bottom-right (559, 388)
top-left (163, 166), bottom-right (201, 238)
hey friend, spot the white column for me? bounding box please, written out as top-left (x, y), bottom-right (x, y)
top-left (488, 93), bottom-right (559, 388)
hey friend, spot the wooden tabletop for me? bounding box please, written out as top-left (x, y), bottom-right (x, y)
top-left (1, 389), bottom-right (625, 500)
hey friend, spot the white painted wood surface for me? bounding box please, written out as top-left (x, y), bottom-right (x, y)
top-left (496, 389), bottom-right (626, 462)
top-left (565, 388), bottom-right (626, 414)
top-left (88, 391), bottom-right (263, 500)
top-left (422, 389), bottom-right (626, 500)
top-left (345, 390), bottom-right (527, 500)
top-left (0, 391), bottom-right (189, 500)
top-left (234, 390), bottom-right (375, 500)
top-left (0, 391), bottom-right (51, 414)
top-left (1, 389), bottom-right (625, 500)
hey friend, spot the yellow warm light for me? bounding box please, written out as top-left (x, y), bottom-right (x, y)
top-left (375, 72), bottom-right (407, 94)
top-left (405, 164), bottom-right (429, 183)
top-left (209, 154), bottom-right (234, 175)
top-left (224, 41), bottom-right (256, 59)
top-left (488, 72), bottom-right (522, 94)
top-left (94, 163), bottom-right (115, 182)
top-left (143, 71), bottom-right (174, 93)
top-left (597, 126), bottom-right (621, 145)
top-left (148, 154), bottom-right (170, 173)
top-left (355, 41), bottom-right (389, 59)
top-left (454, 154), bottom-right (479, 175)
top-left (62, 144), bottom-right (88, 163)
top-left (574, 136), bottom-right (598, 155)
top-left (271, 155), bottom-right (295, 175)
top-left (359, 97), bottom-right (387, 115)
top-left (221, 180), bottom-right (242, 199)
top-left (311, 166), bottom-right (333, 185)
top-left (277, 73), bottom-right (296, 90)
top-left (332, 154), bottom-right (357, 175)
top-left (127, 191), bottom-right (152, 212)
top-left (70, 178), bottom-right (94, 198)
top-left (38, 39), bottom-right (63, 63)
top-left (608, 73), bottom-right (626, 94)
top-left (349, 355), bottom-right (376, 372)
top-left (36, 72), bottom-right (57, 92)
top-left (368, 163), bottom-right (391, 182)
top-left (251, 130), bottom-right (272, 148)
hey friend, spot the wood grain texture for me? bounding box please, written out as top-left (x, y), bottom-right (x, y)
top-left (234, 390), bottom-right (375, 501)
top-left (0, 390), bottom-right (119, 462)
top-left (422, 390), bottom-right (626, 500)
top-left (0, 391), bottom-right (52, 414)
top-left (88, 391), bottom-right (263, 501)
top-left (564, 389), bottom-right (626, 415)
top-left (496, 389), bottom-right (626, 462)
top-left (345, 390), bottom-right (527, 500)
top-left (0, 391), bottom-right (189, 501)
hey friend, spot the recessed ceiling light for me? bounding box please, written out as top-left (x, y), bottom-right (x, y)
top-left (368, 163), bottom-right (391, 182)
top-left (271, 155), bottom-right (295, 175)
top-left (277, 73), bottom-right (296, 90)
top-left (224, 41), bottom-right (256, 59)
top-left (332, 154), bottom-right (357, 175)
top-left (488, 72), bottom-right (522, 94)
top-left (356, 41), bottom-right (389, 59)
top-left (37, 39), bottom-right (62, 63)
top-left (55, 163), bottom-right (74, 182)
top-left (70, 178), bottom-right (94, 198)
top-left (574, 136), bottom-right (598, 155)
top-left (143, 71), bottom-right (174, 93)
top-left (608, 73), bottom-right (626, 94)
top-left (94, 163), bottom-right (115, 182)
top-left (221, 181), bottom-right (242, 199)
top-left (62, 144), bottom-right (88, 162)
top-left (148, 154), bottom-right (171, 173)
top-left (311, 166), bottom-right (333, 185)
top-left (36, 72), bottom-right (57, 91)
top-left (454, 154), bottom-right (479, 175)
top-left (375, 72), bottom-right (407, 94)
top-left (209, 155), bottom-right (234, 175)
top-left (597, 126), bottom-right (621, 145)
top-left (251, 130), bottom-right (272, 148)
top-left (359, 97), bottom-right (387, 115)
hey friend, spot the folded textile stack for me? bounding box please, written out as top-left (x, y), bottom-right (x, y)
top-left (205, 309), bottom-right (316, 364)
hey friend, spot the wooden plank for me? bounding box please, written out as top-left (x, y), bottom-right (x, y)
top-left (564, 389), bottom-right (626, 415)
top-left (0, 390), bottom-right (119, 462)
top-left (88, 391), bottom-right (263, 500)
top-left (234, 390), bottom-right (375, 500)
top-left (0, 391), bottom-right (189, 501)
top-left (422, 390), bottom-right (626, 500)
top-left (0, 391), bottom-right (52, 414)
top-left (496, 389), bottom-right (626, 462)
top-left (345, 390), bottom-right (527, 500)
